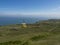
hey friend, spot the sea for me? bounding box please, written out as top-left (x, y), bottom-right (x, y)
top-left (0, 16), bottom-right (47, 25)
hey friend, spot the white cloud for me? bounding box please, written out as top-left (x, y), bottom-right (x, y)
top-left (52, 7), bottom-right (60, 11)
top-left (0, 7), bottom-right (60, 18)
top-left (0, 11), bottom-right (60, 18)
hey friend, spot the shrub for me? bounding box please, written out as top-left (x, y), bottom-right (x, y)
top-left (30, 34), bottom-right (48, 41)
top-left (22, 41), bottom-right (29, 45)
top-left (0, 41), bottom-right (22, 45)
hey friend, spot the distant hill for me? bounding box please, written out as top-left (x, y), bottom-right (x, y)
top-left (36, 19), bottom-right (60, 24)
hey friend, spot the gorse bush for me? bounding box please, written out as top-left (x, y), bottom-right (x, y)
top-left (0, 41), bottom-right (22, 45)
top-left (0, 41), bottom-right (30, 45)
top-left (30, 34), bottom-right (49, 41)
top-left (22, 41), bottom-right (29, 45)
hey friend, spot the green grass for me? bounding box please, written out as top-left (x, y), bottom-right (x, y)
top-left (0, 22), bottom-right (60, 45)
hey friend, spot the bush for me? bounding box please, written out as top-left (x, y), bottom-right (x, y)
top-left (22, 41), bottom-right (29, 45)
top-left (30, 34), bottom-right (48, 41)
top-left (0, 41), bottom-right (22, 45)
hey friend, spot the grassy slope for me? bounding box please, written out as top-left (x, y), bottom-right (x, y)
top-left (0, 21), bottom-right (60, 45)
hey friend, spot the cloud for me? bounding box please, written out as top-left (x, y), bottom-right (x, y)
top-left (0, 11), bottom-right (60, 18)
top-left (52, 7), bottom-right (60, 11)
top-left (0, 7), bottom-right (60, 18)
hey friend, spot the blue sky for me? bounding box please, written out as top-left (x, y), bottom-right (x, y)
top-left (0, 0), bottom-right (60, 18)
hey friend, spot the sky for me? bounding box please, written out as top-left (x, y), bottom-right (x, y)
top-left (0, 0), bottom-right (60, 18)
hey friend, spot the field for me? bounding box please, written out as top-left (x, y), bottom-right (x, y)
top-left (0, 20), bottom-right (60, 45)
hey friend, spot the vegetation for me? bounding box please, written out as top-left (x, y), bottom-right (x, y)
top-left (0, 41), bottom-right (22, 45)
top-left (0, 19), bottom-right (60, 45)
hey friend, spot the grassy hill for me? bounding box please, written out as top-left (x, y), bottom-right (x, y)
top-left (0, 19), bottom-right (60, 45)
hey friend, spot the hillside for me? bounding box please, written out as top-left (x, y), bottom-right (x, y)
top-left (0, 19), bottom-right (60, 45)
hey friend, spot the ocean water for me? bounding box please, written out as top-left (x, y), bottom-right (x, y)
top-left (0, 16), bottom-right (47, 25)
